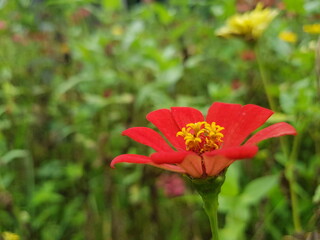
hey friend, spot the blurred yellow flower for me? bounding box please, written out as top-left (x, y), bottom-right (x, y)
top-left (278, 31), bottom-right (297, 43)
top-left (2, 232), bottom-right (20, 240)
top-left (216, 3), bottom-right (278, 41)
top-left (303, 24), bottom-right (320, 34)
top-left (111, 25), bottom-right (124, 36)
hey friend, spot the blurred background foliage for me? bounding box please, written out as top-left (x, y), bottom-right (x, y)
top-left (0, 0), bottom-right (319, 239)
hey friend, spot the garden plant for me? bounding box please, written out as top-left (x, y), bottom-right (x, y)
top-left (0, 0), bottom-right (319, 240)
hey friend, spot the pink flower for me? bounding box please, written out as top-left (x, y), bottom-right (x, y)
top-left (71, 8), bottom-right (91, 23)
top-left (156, 174), bottom-right (185, 197)
top-left (111, 102), bottom-right (296, 178)
top-left (0, 20), bottom-right (7, 30)
top-left (12, 34), bottom-right (29, 45)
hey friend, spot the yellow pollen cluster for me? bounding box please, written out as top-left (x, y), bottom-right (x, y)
top-left (176, 121), bottom-right (224, 154)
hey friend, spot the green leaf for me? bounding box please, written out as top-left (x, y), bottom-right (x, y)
top-left (65, 163), bottom-right (83, 180)
top-left (101, 0), bottom-right (123, 10)
top-left (155, 4), bottom-right (175, 25)
top-left (158, 65), bottom-right (183, 85)
top-left (283, 0), bottom-right (305, 14)
top-left (46, 0), bottom-right (95, 6)
top-left (32, 182), bottom-right (63, 206)
top-left (220, 204), bottom-right (250, 240)
top-left (305, 1), bottom-right (320, 14)
top-left (221, 163), bottom-right (240, 197)
top-left (313, 185), bottom-right (320, 203)
top-left (240, 174), bottom-right (279, 206)
top-left (54, 77), bottom-right (89, 97)
top-left (0, 149), bottom-right (29, 164)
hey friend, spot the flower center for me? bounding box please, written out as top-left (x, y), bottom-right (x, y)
top-left (176, 121), bottom-right (224, 154)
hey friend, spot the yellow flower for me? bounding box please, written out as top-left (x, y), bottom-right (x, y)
top-left (303, 24), bottom-right (320, 34)
top-left (111, 25), bottom-right (124, 36)
top-left (216, 3), bottom-right (278, 41)
top-left (2, 232), bottom-right (20, 240)
top-left (278, 31), bottom-right (297, 43)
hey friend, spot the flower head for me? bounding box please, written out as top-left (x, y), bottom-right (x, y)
top-left (176, 121), bottom-right (224, 153)
top-left (303, 24), bottom-right (320, 34)
top-left (111, 102), bottom-right (296, 178)
top-left (216, 3), bottom-right (278, 41)
top-left (279, 31), bottom-right (298, 43)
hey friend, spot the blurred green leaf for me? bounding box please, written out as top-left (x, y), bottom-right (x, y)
top-left (54, 77), bottom-right (89, 97)
top-left (101, 0), bottom-right (123, 10)
top-left (65, 163), bottom-right (83, 180)
top-left (305, 1), bottom-right (320, 14)
top-left (240, 174), bottom-right (279, 206)
top-left (221, 163), bottom-right (240, 197)
top-left (46, 0), bottom-right (95, 6)
top-left (32, 182), bottom-right (63, 206)
top-left (313, 185), bottom-right (320, 203)
top-left (0, 149), bottom-right (29, 164)
top-left (37, 160), bottom-right (64, 179)
top-left (158, 65), bottom-right (183, 85)
top-left (283, 0), bottom-right (305, 14)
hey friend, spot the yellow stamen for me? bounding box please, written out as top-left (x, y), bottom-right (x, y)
top-left (176, 121), bottom-right (224, 154)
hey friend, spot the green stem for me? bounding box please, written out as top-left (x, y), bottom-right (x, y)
top-left (202, 193), bottom-right (220, 240)
top-left (255, 43), bottom-right (302, 233)
top-left (288, 175), bottom-right (302, 232)
top-left (255, 44), bottom-right (290, 159)
top-left (254, 44), bottom-right (276, 111)
top-left (315, 37), bottom-right (320, 101)
top-left (286, 122), bottom-right (303, 232)
top-left (190, 174), bottom-right (225, 240)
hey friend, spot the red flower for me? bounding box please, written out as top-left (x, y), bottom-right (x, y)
top-left (111, 102), bottom-right (296, 178)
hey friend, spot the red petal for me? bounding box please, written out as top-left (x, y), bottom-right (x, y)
top-left (178, 154), bottom-right (203, 178)
top-left (148, 163), bottom-right (186, 173)
top-left (203, 155), bottom-right (234, 176)
top-left (223, 104), bottom-right (274, 146)
top-left (206, 102), bottom-right (242, 137)
top-left (110, 154), bottom-right (152, 168)
top-left (203, 145), bottom-right (258, 176)
top-left (245, 122), bottom-right (297, 145)
top-left (179, 154), bottom-right (203, 178)
top-left (171, 107), bottom-right (204, 129)
top-left (111, 154), bottom-right (186, 174)
top-left (151, 152), bottom-right (203, 177)
top-left (150, 151), bottom-right (190, 164)
top-left (204, 145), bottom-right (258, 159)
top-left (123, 127), bottom-right (174, 152)
top-left (147, 109), bottom-right (185, 150)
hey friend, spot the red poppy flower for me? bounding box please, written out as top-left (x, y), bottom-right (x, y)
top-left (111, 102), bottom-right (296, 178)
